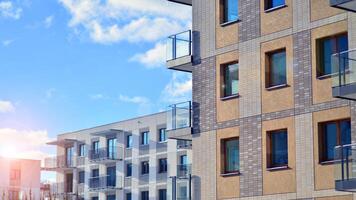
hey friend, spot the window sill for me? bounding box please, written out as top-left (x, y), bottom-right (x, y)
top-left (317, 74), bottom-right (333, 80)
top-left (140, 174), bottom-right (149, 177)
top-left (266, 84), bottom-right (289, 91)
top-left (266, 165), bottom-right (289, 171)
top-left (220, 172), bottom-right (240, 177)
top-left (264, 4), bottom-right (287, 13)
top-left (220, 94), bottom-right (240, 101)
top-left (158, 171), bottom-right (168, 174)
top-left (126, 147), bottom-right (132, 150)
top-left (140, 144), bottom-right (149, 147)
top-left (220, 19), bottom-right (240, 27)
top-left (158, 141), bottom-right (168, 144)
top-left (125, 176), bottom-right (132, 179)
top-left (319, 160), bottom-right (340, 165)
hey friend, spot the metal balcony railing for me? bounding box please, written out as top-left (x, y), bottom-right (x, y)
top-left (177, 164), bottom-right (192, 178)
top-left (89, 146), bottom-right (124, 162)
top-left (167, 101), bottom-right (192, 131)
top-left (177, 140), bottom-right (192, 149)
top-left (89, 175), bottom-right (123, 191)
top-left (43, 155), bottom-right (75, 170)
top-left (167, 30), bottom-right (192, 61)
top-left (334, 144), bottom-right (356, 191)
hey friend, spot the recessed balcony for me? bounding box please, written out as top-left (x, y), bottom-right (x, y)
top-left (166, 30), bottom-right (193, 72)
top-left (89, 175), bottom-right (123, 192)
top-left (177, 164), bottom-right (192, 179)
top-left (334, 144), bottom-right (356, 191)
top-left (330, 0), bottom-right (356, 12)
top-left (332, 49), bottom-right (356, 100)
top-left (167, 101), bottom-right (193, 140)
top-left (89, 146), bottom-right (124, 163)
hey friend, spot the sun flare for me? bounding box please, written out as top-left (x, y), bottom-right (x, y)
top-left (0, 145), bottom-right (18, 158)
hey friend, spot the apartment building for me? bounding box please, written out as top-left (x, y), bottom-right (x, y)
top-left (166, 0), bottom-right (356, 199)
top-left (44, 110), bottom-right (193, 200)
top-left (0, 157), bottom-right (41, 199)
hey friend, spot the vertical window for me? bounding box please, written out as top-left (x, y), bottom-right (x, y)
top-left (141, 131), bottom-right (149, 145)
top-left (126, 193), bottom-right (132, 200)
top-left (107, 166), bottom-right (116, 187)
top-left (107, 195), bottom-right (116, 200)
top-left (317, 34), bottom-right (348, 77)
top-left (91, 169), bottom-right (99, 189)
top-left (141, 161), bottom-right (149, 175)
top-left (222, 138), bottom-right (239, 174)
top-left (10, 169), bottom-right (21, 181)
top-left (92, 141), bottom-right (99, 154)
top-left (222, 0), bottom-right (238, 23)
top-left (222, 63), bottom-right (239, 97)
top-left (180, 155), bottom-right (188, 165)
top-left (78, 171), bottom-right (85, 184)
top-left (159, 128), bottom-right (167, 142)
top-left (265, 0), bottom-right (285, 10)
top-left (319, 119), bottom-right (351, 162)
top-left (158, 158), bottom-right (168, 173)
top-left (107, 138), bottom-right (117, 159)
top-left (159, 189), bottom-right (167, 200)
top-left (141, 191), bottom-right (149, 200)
top-left (267, 129), bottom-right (288, 168)
top-left (66, 147), bottom-right (74, 167)
top-left (266, 49), bottom-right (287, 88)
top-left (79, 144), bottom-right (86, 157)
top-left (127, 135), bottom-right (133, 148)
top-left (126, 163), bottom-right (132, 177)
top-left (92, 197), bottom-right (98, 200)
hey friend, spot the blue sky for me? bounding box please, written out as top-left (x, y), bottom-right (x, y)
top-left (0, 0), bottom-right (192, 164)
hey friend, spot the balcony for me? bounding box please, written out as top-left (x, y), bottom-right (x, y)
top-left (51, 182), bottom-right (75, 199)
top-left (177, 164), bottom-right (192, 178)
top-left (42, 155), bottom-right (75, 171)
top-left (332, 49), bottom-right (356, 100)
top-left (177, 139), bottom-right (192, 149)
top-left (167, 0), bottom-right (192, 6)
top-left (89, 175), bottom-right (123, 192)
top-left (330, 0), bottom-right (356, 12)
top-left (89, 146), bottom-right (124, 163)
top-left (334, 144), bottom-right (356, 191)
top-left (166, 30), bottom-right (193, 72)
top-left (167, 101), bottom-right (193, 140)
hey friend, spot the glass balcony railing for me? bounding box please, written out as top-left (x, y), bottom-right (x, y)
top-left (332, 49), bottom-right (356, 100)
top-left (89, 175), bottom-right (123, 191)
top-left (177, 164), bottom-right (192, 178)
top-left (89, 146), bottom-right (123, 162)
top-left (167, 30), bottom-right (192, 61)
top-left (334, 144), bottom-right (356, 191)
top-left (43, 155), bottom-right (75, 170)
top-left (167, 101), bottom-right (192, 131)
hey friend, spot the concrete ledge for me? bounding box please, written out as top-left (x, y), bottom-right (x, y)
top-left (167, 56), bottom-right (193, 72)
top-left (167, 127), bottom-right (192, 140)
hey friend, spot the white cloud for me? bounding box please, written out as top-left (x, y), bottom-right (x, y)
top-left (160, 72), bottom-right (192, 104)
top-left (0, 1), bottom-right (22, 20)
top-left (0, 100), bottom-right (15, 113)
top-left (130, 42), bottom-right (165, 68)
top-left (90, 94), bottom-right (107, 100)
top-left (44, 15), bottom-right (54, 28)
top-left (118, 95), bottom-right (152, 115)
top-left (2, 39), bottom-right (13, 46)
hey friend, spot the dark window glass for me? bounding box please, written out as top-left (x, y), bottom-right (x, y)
top-left (65, 173), bottom-right (73, 193)
top-left (66, 147), bottom-right (74, 167)
top-left (180, 155), bottom-right (188, 165)
top-left (78, 171), bottom-right (85, 184)
top-left (317, 34), bottom-right (348, 77)
top-left (265, 0), bottom-right (285, 10)
top-left (223, 0), bottom-right (238, 23)
top-left (319, 119), bottom-right (351, 162)
top-left (127, 135), bottom-right (133, 148)
top-left (159, 189), bottom-right (167, 200)
top-left (91, 169), bottom-right (99, 189)
top-left (79, 144), bottom-right (85, 157)
top-left (107, 166), bottom-right (116, 187)
top-left (92, 197), bottom-right (98, 200)
top-left (126, 163), bottom-right (132, 177)
top-left (141, 191), bottom-right (149, 200)
top-left (141, 161), bottom-right (149, 175)
top-left (159, 158), bottom-right (168, 173)
top-left (268, 130), bottom-right (288, 168)
top-left (92, 141), bottom-right (99, 154)
top-left (159, 128), bottom-right (167, 142)
top-left (223, 63), bottom-right (239, 97)
top-left (223, 138), bottom-right (239, 173)
top-left (266, 49), bottom-right (287, 88)
top-left (107, 195), bottom-right (115, 200)
top-left (126, 193), bottom-right (132, 200)
top-left (107, 138), bottom-right (117, 159)
top-left (141, 132), bottom-right (149, 145)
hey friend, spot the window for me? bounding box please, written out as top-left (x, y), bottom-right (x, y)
top-left (10, 169), bottom-right (21, 181)
top-left (265, 0), bottom-right (285, 10)
top-left (141, 131), bottom-right (149, 145)
top-left (222, 62), bottom-right (239, 97)
top-left (107, 195), bottom-right (116, 200)
top-left (158, 158), bottom-right (168, 173)
top-left (266, 49), bottom-right (287, 88)
top-left (159, 128), bottom-right (167, 142)
top-left (222, 0), bottom-right (238, 23)
top-left (107, 138), bottom-right (117, 159)
top-left (222, 138), bottom-right (239, 173)
top-left (319, 119), bottom-right (351, 162)
top-left (141, 191), bottom-right (149, 200)
top-left (141, 161), bottom-right (149, 175)
top-left (126, 193), bottom-right (132, 200)
top-left (317, 34), bottom-right (348, 77)
top-left (79, 144), bottom-right (86, 157)
top-left (127, 135), bottom-right (133, 148)
top-left (78, 171), bottom-right (85, 184)
top-left (107, 166), bottom-right (116, 187)
top-left (92, 141), bottom-right (99, 154)
top-left (126, 163), bottom-right (132, 177)
top-left (91, 169), bottom-right (99, 188)
top-left (180, 155), bottom-right (188, 165)
top-left (267, 129), bottom-right (288, 168)
top-left (159, 189), bottom-right (167, 200)
top-left (66, 147), bottom-right (74, 167)
top-left (92, 197), bottom-right (98, 200)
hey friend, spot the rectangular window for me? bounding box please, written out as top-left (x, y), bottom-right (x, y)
top-left (159, 128), bottom-right (167, 142)
top-left (107, 166), bottom-right (116, 187)
top-left (319, 119), bottom-right (351, 162)
top-left (107, 138), bottom-right (117, 159)
top-left (141, 161), bottom-right (149, 175)
top-left (222, 0), bottom-right (238, 23)
top-left (266, 49), bottom-right (287, 88)
top-left (265, 0), bottom-right (285, 10)
top-left (141, 131), bottom-right (149, 145)
top-left (126, 163), bottom-right (132, 177)
top-left (267, 129), bottom-right (288, 168)
top-left (78, 171), bottom-right (85, 184)
top-left (126, 193), bottom-right (132, 200)
top-left (158, 158), bottom-right (168, 173)
top-left (92, 141), bottom-right (99, 154)
top-left (141, 191), bottom-right (149, 200)
top-left (222, 63), bottom-right (239, 97)
top-left (222, 138), bottom-right (239, 173)
top-left (317, 34), bottom-right (348, 77)
top-left (107, 195), bottom-right (116, 200)
top-left (92, 197), bottom-right (98, 200)
top-left (159, 189), bottom-right (167, 200)
top-left (79, 144), bottom-right (86, 157)
top-left (127, 135), bottom-right (133, 148)
top-left (66, 147), bottom-right (74, 167)
top-left (10, 169), bottom-right (21, 181)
